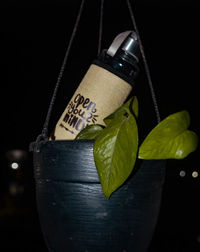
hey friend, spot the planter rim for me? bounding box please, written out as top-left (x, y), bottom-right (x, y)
top-left (30, 139), bottom-right (94, 152)
top-left (33, 139), bottom-right (100, 183)
top-left (32, 139), bottom-right (166, 189)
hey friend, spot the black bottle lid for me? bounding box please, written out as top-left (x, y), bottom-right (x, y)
top-left (93, 31), bottom-right (140, 86)
top-left (107, 31), bottom-right (140, 66)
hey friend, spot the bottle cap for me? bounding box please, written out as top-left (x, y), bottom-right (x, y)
top-left (107, 31), bottom-right (140, 64)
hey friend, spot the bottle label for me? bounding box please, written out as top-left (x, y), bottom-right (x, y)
top-left (53, 64), bottom-right (132, 140)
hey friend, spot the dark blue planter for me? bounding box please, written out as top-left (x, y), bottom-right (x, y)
top-left (33, 140), bottom-right (165, 252)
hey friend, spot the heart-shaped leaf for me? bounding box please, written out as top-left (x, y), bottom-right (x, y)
top-left (104, 96), bottom-right (138, 126)
top-left (94, 110), bottom-right (138, 199)
top-left (75, 124), bottom-right (104, 140)
top-left (138, 110), bottom-right (198, 159)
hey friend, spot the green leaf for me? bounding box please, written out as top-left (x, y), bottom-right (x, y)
top-left (94, 111), bottom-right (138, 199)
top-left (104, 96), bottom-right (138, 126)
top-left (75, 124), bottom-right (104, 140)
top-left (138, 110), bottom-right (198, 160)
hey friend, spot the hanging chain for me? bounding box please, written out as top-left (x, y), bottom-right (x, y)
top-left (38, 0), bottom-right (86, 141)
top-left (98, 0), bottom-right (104, 56)
top-left (126, 0), bottom-right (161, 124)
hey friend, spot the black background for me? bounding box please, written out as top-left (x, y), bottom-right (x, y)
top-left (0, 0), bottom-right (199, 251)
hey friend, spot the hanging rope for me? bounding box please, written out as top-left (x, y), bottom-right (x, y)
top-left (37, 0), bottom-right (86, 142)
top-left (35, 0), bottom-right (161, 144)
top-left (98, 0), bottom-right (104, 56)
top-left (126, 0), bottom-right (161, 124)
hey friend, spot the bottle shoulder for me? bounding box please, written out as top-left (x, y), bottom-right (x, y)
top-left (92, 58), bottom-right (136, 87)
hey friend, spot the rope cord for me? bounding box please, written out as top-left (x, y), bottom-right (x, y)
top-left (38, 0), bottom-right (86, 141)
top-left (36, 0), bottom-right (161, 143)
top-left (98, 0), bottom-right (104, 56)
top-left (126, 0), bottom-right (161, 124)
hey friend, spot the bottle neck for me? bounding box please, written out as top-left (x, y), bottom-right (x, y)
top-left (98, 48), bottom-right (139, 80)
top-left (104, 53), bottom-right (139, 79)
top-left (93, 53), bottom-right (138, 87)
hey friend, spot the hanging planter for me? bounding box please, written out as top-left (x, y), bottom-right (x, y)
top-left (31, 98), bottom-right (197, 251)
top-left (33, 140), bottom-right (166, 252)
top-left (30, 0), bottom-right (198, 251)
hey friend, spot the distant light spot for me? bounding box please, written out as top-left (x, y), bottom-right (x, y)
top-left (179, 170), bottom-right (186, 177)
top-left (11, 162), bottom-right (19, 170)
top-left (192, 171), bottom-right (198, 178)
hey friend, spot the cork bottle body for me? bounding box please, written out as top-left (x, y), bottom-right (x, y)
top-left (53, 64), bottom-right (132, 140)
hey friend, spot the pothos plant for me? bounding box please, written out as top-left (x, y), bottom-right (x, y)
top-left (75, 97), bottom-right (198, 199)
